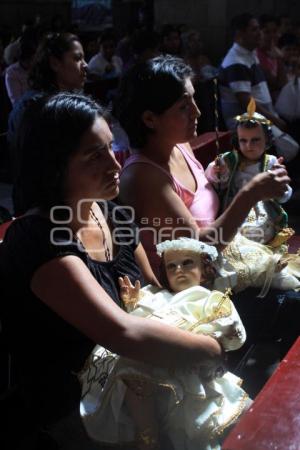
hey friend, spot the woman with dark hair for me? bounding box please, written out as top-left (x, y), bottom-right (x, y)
top-left (28, 32), bottom-right (87, 92)
top-left (115, 55), bottom-right (290, 274)
top-left (8, 32), bottom-right (88, 214)
top-left (0, 93), bottom-right (223, 449)
top-left (115, 56), bottom-right (300, 367)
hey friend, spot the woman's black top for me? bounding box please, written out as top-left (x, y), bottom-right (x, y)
top-left (0, 201), bottom-right (142, 430)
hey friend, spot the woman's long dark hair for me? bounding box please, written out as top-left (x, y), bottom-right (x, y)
top-left (114, 55), bottom-right (193, 148)
top-left (28, 33), bottom-right (80, 92)
top-left (17, 93), bottom-right (105, 212)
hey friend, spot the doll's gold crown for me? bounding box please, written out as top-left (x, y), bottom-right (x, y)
top-left (235, 98), bottom-right (272, 126)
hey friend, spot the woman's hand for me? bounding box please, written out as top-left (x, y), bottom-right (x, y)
top-left (119, 275), bottom-right (141, 311)
top-left (245, 167), bottom-right (291, 202)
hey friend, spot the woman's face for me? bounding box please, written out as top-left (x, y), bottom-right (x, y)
top-left (52, 40), bottom-right (88, 90)
top-left (164, 249), bottom-right (203, 293)
top-left (63, 117), bottom-right (121, 204)
top-left (148, 78), bottom-right (200, 144)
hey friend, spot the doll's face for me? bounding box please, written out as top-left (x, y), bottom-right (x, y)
top-left (237, 124), bottom-right (266, 161)
top-left (164, 250), bottom-right (203, 293)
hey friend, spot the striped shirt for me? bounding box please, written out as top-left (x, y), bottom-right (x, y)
top-left (218, 43), bottom-right (273, 129)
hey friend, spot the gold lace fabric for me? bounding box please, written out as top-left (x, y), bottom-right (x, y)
top-left (223, 235), bottom-right (279, 295)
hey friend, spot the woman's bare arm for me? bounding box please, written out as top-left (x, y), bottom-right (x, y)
top-left (119, 163), bottom-right (201, 238)
top-left (119, 162), bottom-right (290, 249)
top-left (31, 255), bottom-right (221, 369)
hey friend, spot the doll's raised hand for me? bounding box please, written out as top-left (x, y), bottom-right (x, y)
top-left (270, 156), bottom-right (293, 203)
top-left (205, 157), bottom-right (230, 185)
top-left (118, 275), bottom-right (141, 311)
top-left (213, 157), bottom-right (228, 176)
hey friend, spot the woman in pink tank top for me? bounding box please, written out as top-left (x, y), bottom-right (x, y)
top-left (114, 55), bottom-right (290, 275)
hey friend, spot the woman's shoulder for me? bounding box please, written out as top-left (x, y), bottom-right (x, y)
top-left (0, 214), bottom-right (83, 280)
top-left (1, 214), bottom-right (79, 258)
top-left (121, 154), bottom-right (175, 185)
top-left (178, 142), bottom-right (194, 155)
top-left (3, 214), bottom-right (51, 243)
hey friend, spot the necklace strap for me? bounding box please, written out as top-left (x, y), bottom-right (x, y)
top-left (90, 208), bottom-right (111, 261)
top-left (74, 208), bottom-right (111, 262)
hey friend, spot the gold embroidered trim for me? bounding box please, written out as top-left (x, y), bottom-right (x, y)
top-left (214, 392), bottom-right (250, 436)
top-left (188, 289), bottom-right (232, 333)
top-left (110, 372), bottom-right (182, 406)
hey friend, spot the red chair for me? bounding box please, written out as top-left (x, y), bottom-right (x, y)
top-left (223, 337), bottom-right (300, 450)
top-left (190, 131), bottom-right (232, 168)
top-left (0, 218), bottom-right (16, 400)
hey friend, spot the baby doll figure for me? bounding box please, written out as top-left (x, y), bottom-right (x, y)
top-left (205, 99), bottom-right (300, 294)
top-left (80, 238), bottom-right (250, 450)
top-left (205, 98), bottom-right (293, 247)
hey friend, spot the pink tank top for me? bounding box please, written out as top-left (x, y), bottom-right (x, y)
top-left (122, 144), bottom-right (220, 274)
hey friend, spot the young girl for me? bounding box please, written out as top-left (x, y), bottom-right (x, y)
top-left (80, 238), bottom-right (250, 450)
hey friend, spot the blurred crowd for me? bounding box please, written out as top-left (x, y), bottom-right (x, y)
top-left (1, 12), bottom-right (300, 183)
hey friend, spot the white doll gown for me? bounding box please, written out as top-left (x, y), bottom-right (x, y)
top-left (220, 233), bottom-right (300, 296)
top-left (80, 285), bottom-right (250, 450)
top-left (205, 156), bottom-right (300, 294)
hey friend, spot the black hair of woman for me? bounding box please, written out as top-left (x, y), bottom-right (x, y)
top-left (28, 32), bottom-right (81, 91)
top-left (114, 54), bottom-right (194, 148)
top-left (18, 93), bottom-right (109, 212)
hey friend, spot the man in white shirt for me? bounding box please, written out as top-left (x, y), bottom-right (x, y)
top-left (88, 30), bottom-right (123, 80)
top-left (219, 13), bottom-right (298, 161)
